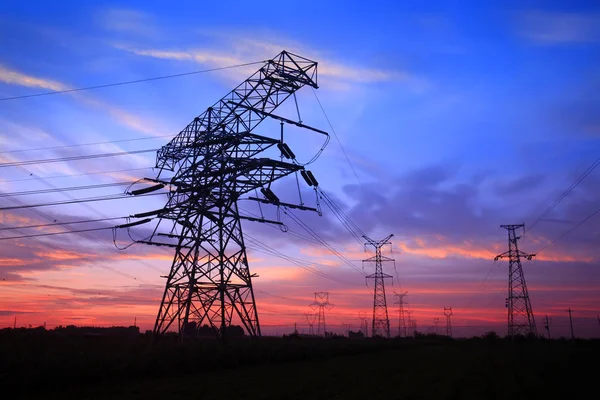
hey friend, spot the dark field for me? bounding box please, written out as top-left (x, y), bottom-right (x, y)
top-left (2, 330), bottom-right (597, 399)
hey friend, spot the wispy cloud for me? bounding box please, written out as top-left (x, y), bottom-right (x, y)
top-left (115, 34), bottom-right (414, 90)
top-left (0, 64), bottom-right (69, 91)
top-left (96, 8), bottom-right (157, 38)
top-left (0, 64), bottom-right (167, 137)
top-left (517, 11), bottom-right (600, 44)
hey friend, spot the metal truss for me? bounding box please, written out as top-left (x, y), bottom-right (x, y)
top-left (363, 234), bottom-right (394, 338)
top-left (127, 51), bottom-right (326, 340)
top-left (310, 292), bottom-right (333, 337)
top-left (495, 224), bottom-right (537, 337)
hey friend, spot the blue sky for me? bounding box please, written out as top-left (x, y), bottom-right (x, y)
top-left (0, 0), bottom-right (599, 337)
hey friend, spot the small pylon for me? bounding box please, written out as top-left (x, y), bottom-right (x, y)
top-left (394, 291), bottom-right (408, 337)
top-left (363, 234), bottom-right (394, 338)
top-left (357, 311), bottom-right (369, 337)
top-left (304, 312), bottom-right (317, 335)
top-left (406, 310), bottom-right (416, 337)
top-left (433, 317), bottom-right (440, 335)
top-left (444, 307), bottom-right (453, 337)
top-left (495, 224), bottom-right (537, 337)
top-left (310, 292), bottom-right (333, 337)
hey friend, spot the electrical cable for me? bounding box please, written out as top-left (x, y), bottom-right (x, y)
top-left (0, 60), bottom-right (267, 101)
top-left (283, 207), bottom-right (366, 276)
top-left (0, 191), bottom-right (165, 211)
top-left (244, 234), bottom-right (356, 285)
top-left (528, 156), bottom-right (600, 232)
top-left (0, 216), bottom-right (126, 231)
top-left (0, 181), bottom-right (133, 197)
top-left (0, 167), bottom-right (154, 183)
top-left (311, 88), bottom-right (361, 185)
top-left (0, 134), bottom-right (172, 155)
top-left (0, 148), bottom-right (157, 168)
top-left (535, 204), bottom-right (600, 254)
top-left (0, 226), bottom-right (113, 241)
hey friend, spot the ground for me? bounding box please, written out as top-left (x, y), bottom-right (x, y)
top-left (11, 338), bottom-right (594, 399)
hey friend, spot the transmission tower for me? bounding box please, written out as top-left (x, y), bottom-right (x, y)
top-left (495, 224), bottom-right (537, 337)
top-left (363, 234), bottom-right (394, 338)
top-left (124, 51), bottom-right (326, 340)
top-left (305, 312), bottom-right (317, 336)
top-left (544, 314), bottom-right (551, 339)
top-left (444, 307), bottom-right (453, 337)
top-left (394, 291), bottom-right (408, 337)
top-left (566, 308), bottom-right (575, 339)
top-left (357, 311), bottom-right (369, 337)
top-left (406, 311), bottom-right (415, 337)
top-left (310, 292), bottom-right (333, 337)
top-left (433, 317), bottom-right (440, 335)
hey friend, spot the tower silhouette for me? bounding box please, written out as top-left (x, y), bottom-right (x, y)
top-left (406, 310), bottom-right (416, 337)
top-left (305, 312), bottom-right (317, 335)
top-left (394, 291), bottom-right (408, 337)
top-left (433, 317), bottom-right (440, 335)
top-left (125, 51), bottom-right (324, 340)
top-left (363, 234), bottom-right (394, 338)
top-left (544, 314), bottom-right (551, 339)
top-left (495, 224), bottom-right (537, 337)
top-left (444, 307), bottom-right (453, 337)
top-left (566, 308), bottom-right (575, 339)
top-left (357, 311), bottom-right (369, 337)
top-left (310, 292), bottom-right (333, 337)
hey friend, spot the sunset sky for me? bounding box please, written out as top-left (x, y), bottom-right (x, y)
top-left (1, 0), bottom-right (599, 338)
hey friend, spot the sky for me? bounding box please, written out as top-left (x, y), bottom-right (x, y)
top-left (0, 0), bottom-right (599, 338)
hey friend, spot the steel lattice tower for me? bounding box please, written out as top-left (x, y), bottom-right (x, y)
top-left (310, 292), bottom-right (333, 337)
top-left (444, 307), bottom-right (453, 337)
top-left (495, 224), bottom-right (537, 337)
top-left (357, 311), bottom-right (369, 337)
top-left (127, 51), bottom-right (325, 340)
top-left (394, 291), bottom-right (408, 337)
top-left (363, 234), bottom-right (394, 338)
top-left (305, 313), bottom-right (317, 336)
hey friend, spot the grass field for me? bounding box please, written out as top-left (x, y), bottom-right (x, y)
top-left (2, 331), bottom-right (597, 399)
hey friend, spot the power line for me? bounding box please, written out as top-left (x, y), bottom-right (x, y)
top-left (0, 226), bottom-right (114, 241)
top-left (0, 135), bottom-right (172, 155)
top-left (244, 235), bottom-right (354, 286)
top-left (0, 181), bottom-right (133, 198)
top-left (0, 191), bottom-right (164, 211)
top-left (535, 204), bottom-right (600, 254)
top-left (311, 88), bottom-right (361, 186)
top-left (0, 216), bottom-right (126, 231)
top-left (528, 156), bottom-right (600, 232)
top-left (0, 167), bottom-right (154, 183)
top-left (0, 60), bottom-right (267, 101)
top-left (283, 207), bottom-right (366, 276)
top-left (0, 148), bottom-right (157, 168)
top-left (0, 155), bottom-right (158, 279)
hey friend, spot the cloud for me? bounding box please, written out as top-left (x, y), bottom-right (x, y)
top-left (517, 11), bottom-right (600, 44)
top-left (97, 8), bottom-right (157, 38)
top-left (115, 35), bottom-right (412, 89)
top-left (0, 64), bottom-right (69, 92)
top-left (0, 64), bottom-right (168, 137)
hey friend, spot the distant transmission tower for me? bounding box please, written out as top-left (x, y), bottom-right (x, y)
top-left (566, 308), bottom-right (575, 339)
top-left (357, 311), bottom-right (369, 337)
top-left (495, 224), bottom-right (537, 337)
top-left (544, 314), bottom-right (551, 339)
top-left (394, 292), bottom-right (408, 337)
top-left (406, 311), bottom-right (416, 337)
top-left (124, 51), bottom-right (325, 340)
top-left (363, 234), bottom-right (394, 338)
top-left (433, 317), bottom-right (440, 335)
top-left (444, 307), bottom-right (453, 337)
top-left (305, 312), bottom-right (317, 336)
top-left (310, 292), bottom-right (333, 337)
